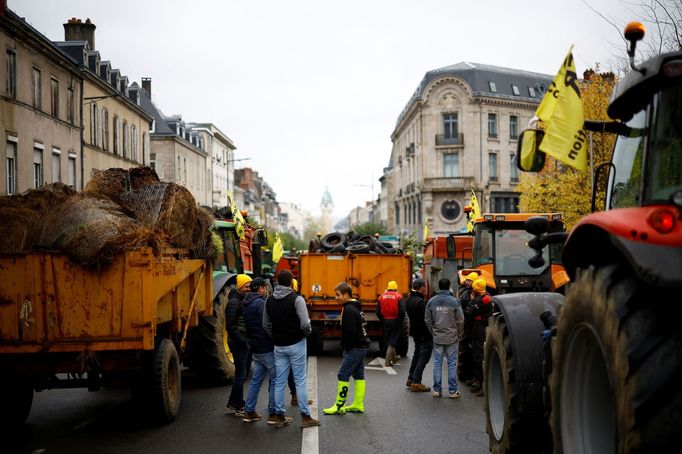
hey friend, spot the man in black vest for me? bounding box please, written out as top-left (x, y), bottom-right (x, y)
top-left (263, 269), bottom-right (321, 429)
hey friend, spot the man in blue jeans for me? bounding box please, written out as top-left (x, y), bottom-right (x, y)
top-left (425, 277), bottom-right (464, 399)
top-left (323, 282), bottom-right (370, 415)
top-left (263, 270), bottom-right (320, 429)
top-left (241, 278), bottom-right (276, 424)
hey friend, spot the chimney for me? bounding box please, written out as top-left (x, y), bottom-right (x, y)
top-left (64, 17), bottom-right (96, 50)
top-left (1, 0), bottom-right (7, 17)
top-left (141, 77), bottom-right (152, 97)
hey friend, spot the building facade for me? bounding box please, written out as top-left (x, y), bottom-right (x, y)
top-left (1, 9), bottom-right (83, 195)
top-left (385, 62), bottom-right (551, 238)
top-left (278, 202), bottom-right (307, 239)
top-left (234, 167), bottom-right (280, 230)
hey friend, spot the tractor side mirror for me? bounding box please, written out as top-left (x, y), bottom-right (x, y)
top-left (525, 216), bottom-right (549, 236)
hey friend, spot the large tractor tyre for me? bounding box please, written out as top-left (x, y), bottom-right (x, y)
top-left (150, 338), bottom-right (182, 423)
top-left (550, 265), bottom-right (682, 454)
top-left (187, 290), bottom-right (235, 382)
top-left (0, 378), bottom-right (34, 425)
top-left (307, 325), bottom-right (325, 355)
top-left (484, 313), bottom-right (546, 454)
top-left (396, 318), bottom-right (410, 357)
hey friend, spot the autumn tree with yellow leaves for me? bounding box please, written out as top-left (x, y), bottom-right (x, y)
top-left (517, 71), bottom-right (617, 229)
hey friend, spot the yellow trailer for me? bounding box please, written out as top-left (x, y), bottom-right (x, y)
top-left (0, 247), bottom-right (231, 424)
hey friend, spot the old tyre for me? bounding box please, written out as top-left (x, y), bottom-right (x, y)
top-left (321, 232), bottom-right (346, 250)
top-left (307, 324), bottom-right (325, 355)
top-left (0, 378), bottom-right (33, 425)
top-left (396, 317), bottom-right (410, 357)
top-left (346, 243), bottom-right (370, 253)
top-left (550, 265), bottom-right (682, 454)
top-left (187, 290), bottom-right (235, 382)
top-left (151, 338), bottom-right (181, 423)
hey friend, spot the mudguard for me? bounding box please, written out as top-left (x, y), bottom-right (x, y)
top-left (212, 272), bottom-right (236, 300)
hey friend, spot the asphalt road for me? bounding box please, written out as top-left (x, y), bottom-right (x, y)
top-left (4, 340), bottom-right (488, 454)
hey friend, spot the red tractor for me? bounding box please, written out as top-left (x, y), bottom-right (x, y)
top-left (484, 23), bottom-right (682, 453)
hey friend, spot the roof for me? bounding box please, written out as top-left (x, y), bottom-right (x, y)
top-left (133, 82), bottom-right (176, 135)
top-left (395, 61), bottom-right (553, 130)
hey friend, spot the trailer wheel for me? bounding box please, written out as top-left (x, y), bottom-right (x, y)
top-left (307, 324), bottom-right (324, 355)
top-left (0, 378), bottom-right (33, 425)
top-left (187, 290), bottom-right (235, 382)
top-left (396, 317), bottom-right (410, 357)
top-left (550, 265), bottom-right (682, 453)
top-left (151, 338), bottom-right (181, 423)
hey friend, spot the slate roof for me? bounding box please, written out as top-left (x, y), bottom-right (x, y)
top-left (133, 82), bottom-right (176, 135)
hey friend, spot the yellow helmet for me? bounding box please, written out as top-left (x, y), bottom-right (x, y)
top-left (473, 278), bottom-right (487, 293)
top-left (236, 274), bottom-right (252, 289)
top-left (292, 278), bottom-right (299, 292)
top-left (387, 281), bottom-right (398, 291)
top-left (465, 272), bottom-right (479, 282)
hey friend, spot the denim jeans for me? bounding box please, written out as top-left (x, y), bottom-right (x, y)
top-left (408, 338), bottom-right (433, 384)
top-left (337, 348), bottom-right (368, 381)
top-left (244, 351), bottom-right (276, 414)
top-left (274, 338), bottom-right (309, 415)
top-left (433, 342), bottom-right (458, 394)
top-left (227, 342), bottom-right (250, 408)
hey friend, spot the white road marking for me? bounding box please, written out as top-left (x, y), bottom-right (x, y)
top-left (365, 357), bottom-right (398, 375)
top-left (301, 356), bottom-right (319, 454)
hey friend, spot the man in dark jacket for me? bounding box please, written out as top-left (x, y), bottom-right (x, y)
top-left (458, 271), bottom-right (478, 385)
top-left (225, 274), bottom-right (251, 416)
top-left (467, 278), bottom-right (492, 396)
top-left (241, 278), bottom-right (276, 423)
top-left (405, 278), bottom-right (432, 392)
top-left (377, 281), bottom-right (405, 366)
top-left (263, 270), bottom-right (320, 429)
top-left (323, 282), bottom-right (370, 415)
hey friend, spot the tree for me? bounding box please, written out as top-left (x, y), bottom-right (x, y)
top-left (352, 222), bottom-right (388, 236)
top-left (302, 214), bottom-right (323, 244)
top-left (517, 71), bottom-right (617, 229)
top-left (279, 231), bottom-right (306, 252)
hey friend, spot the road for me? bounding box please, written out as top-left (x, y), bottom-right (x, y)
top-left (4, 341), bottom-right (488, 454)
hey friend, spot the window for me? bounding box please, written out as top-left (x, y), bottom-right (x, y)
top-left (441, 199), bottom-right (461, 221)
top-left (183, 158), bottom-right (187, 182)
top-left (510, 153), bottom-right (519, 181)
top-left (6, 49), bottom-right (16, 98)
top-left (443, 153), bottom-right (460, 177)
top-left (52, 149), bottom-right (61, 183)
top-left (33, 147), bottom-right (43, 188)
top-left (177, 156), bottom-right (181, 179)
top-left (6, 140), bottom-right (16, 195)
top-left (102, 109), bottom-right (109, 151)
top-left (90, 103), bottom-right (97, 146)
top-left (131, 125), bottom-right (137, 161)
top-left (443, 113), bottom-right (458, 139)
top-left (492, 195), bottom-right (520, 213)
top-left (32, 67), bottom-right (41, 109)
top-left (512, 85), bottom-right (520, 96)
top-left (123, 122), bottom-right (129, 158)
top-left (488, 113), bottom-right (498, 138)
top-left (143, 132), bottom-right (149, 165)
top-left (51, 77), bottom-right (59, 117)
top-left (68, 155), bottom-right (76, 188)
top-left (150, 153), bottom-right (156, 170)
top-left (489, 81), bottom-right (497, 92)
top-left (489, 153), bottom-right (498, 181)
top-left (395, 203), bottom-right (400, 226)
top-left (67, 87), bottom-right (74, 124)
top-left (113, 116), bottom-right (120, 155)
top-left (529, 86), bottom-right (536, 97)
top-left (509, 115), bottom-right (519, 140)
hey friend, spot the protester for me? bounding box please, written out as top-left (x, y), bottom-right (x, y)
top-left (241, 278), bottom-right (276, 423)
top-left (458, 272), bottom-right (478, 385)
top-left (377, 281), bottom-right (405, 366)
top-left (467, 278), bottom-right (492, 396)
top-left (224, 274), bottom-right (251, 416)
top-left (323, 282), bottom-right (370, 415)
top-left (405, 278), bottom-right (432, 392)
top-left (263, 269), bottom-right (320, 428)
top-left (425, 277), bottom-right (464, 399)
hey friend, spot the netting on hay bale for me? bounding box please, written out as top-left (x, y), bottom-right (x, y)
top-left (129, 166), bottom-right (160, 190)
top-left (38, 193), bottom-right (165, 269)
top-left (84, 168), bottom-right (130, 204)
top-left (193, 206), bottom-right (219, 262)
top-left (0, 183), bottom-right (77, 253)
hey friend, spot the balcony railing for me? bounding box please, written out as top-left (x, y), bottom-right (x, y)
top-left (422, 176), bottom-right (474, 192)
top-left (435, 133), bottom-right (464, 146)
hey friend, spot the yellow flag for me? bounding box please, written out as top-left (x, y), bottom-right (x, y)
top-left (423, 217), bottom-right (430, 240)
top-left (226, 190), bottom-right (246, 239)
top-left (272, 232), bottom-right (284, 264)
top-left (467, 188), bottom-right (481, 232)
top-left (535, 47), bottom-right (587, 171)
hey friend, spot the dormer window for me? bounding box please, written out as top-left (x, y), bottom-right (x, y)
top-left (529, 86), bottom-right (536, 97)
top-left (489, 81), bottom-right (497, 92)
top-left (512, 85), bottom-right (520, 95)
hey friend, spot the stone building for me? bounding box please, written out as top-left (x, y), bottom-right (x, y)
top-left (56, 18), bottom-right (153, 185)
top-left (234, 167), bottom-right (279, 230)
top-left (385, 62), bottom-right (552, 238)
top-left (1, 8), bottom-right (83, 194)
top-left (278, 202), bottom-right (307, 239)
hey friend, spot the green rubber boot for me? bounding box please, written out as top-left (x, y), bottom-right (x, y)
top-left (343, 379), bottom-right (366, 413)
top-left (323, 381), bottom-right (349, 415)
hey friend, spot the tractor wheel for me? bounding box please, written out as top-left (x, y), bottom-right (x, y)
top-left (150, 338), bottom-right (181, 423)
top-left (0, 378), bottom-right (33, 425)
top-left (550, 265), bottom-right (682, 453)
top-left (307, 324), bottom-right (325, 355)
top-left (484, 312), bottom-right (545, 453)
top-left (396, 317), bottom-right (410, 357)
top-left (187, 290), bottom-right (235, 382)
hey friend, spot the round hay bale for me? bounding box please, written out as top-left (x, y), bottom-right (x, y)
top-left (121, 182), bottom-right (197, 249)
top-left (85, 168), bottom-right (129, 203)
top-left (129, 166), bottom-right (160, 190)
top-left (192, 206), bottom-right (219, 262)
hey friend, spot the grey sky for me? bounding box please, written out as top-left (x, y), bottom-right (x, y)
top-left (11, 0), bottom-right (633, 218)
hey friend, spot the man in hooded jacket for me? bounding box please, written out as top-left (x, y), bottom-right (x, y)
top-left (225, 274), bottom-right (251, 416)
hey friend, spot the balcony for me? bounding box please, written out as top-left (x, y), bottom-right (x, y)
top-left (422, 176), bottom-right (474, 192)
top-left (435, 133), bottom-right (464, 147)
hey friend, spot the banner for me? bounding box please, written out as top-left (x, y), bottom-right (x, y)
top-left (272, 232), bottom-right (284, 264)
top-left (467, 188), bottom-right (480, 233)
top-left (535, 47), bottom-right (588, 171)
top-left (226, 190), bottom-right (246, 239)
top-left (423, 217), bottom-right (430, 240)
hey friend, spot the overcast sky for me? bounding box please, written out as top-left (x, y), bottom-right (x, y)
top-left (11, 0), bottom-right (635, 218)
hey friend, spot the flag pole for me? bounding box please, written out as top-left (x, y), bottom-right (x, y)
top-left (589, 132), bottom-right (594, 196)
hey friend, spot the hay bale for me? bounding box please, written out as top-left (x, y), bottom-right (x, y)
top-left (38, 193), bottom-right (165, 269)
top-left (129, 166), bottom-right (160, 190)
top-left (85, 168), bottom-right (129, 204)
top-left (192, 206), bottom-right (219, 262)
top-left (121, 182), bottom-right (197, 249)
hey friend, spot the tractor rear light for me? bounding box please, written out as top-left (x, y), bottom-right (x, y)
top-left (648, 209), bottom-right (676, 234)
top-left (662, 60), bottom-right (682, 77)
